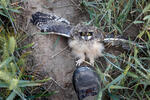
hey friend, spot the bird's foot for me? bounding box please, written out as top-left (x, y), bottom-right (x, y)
top-left (89, 59), bottom-right (95, 66)
top-left (76, 59), bottom-right (84, 66)
top-left (90, 62), bottom-right (94, 66)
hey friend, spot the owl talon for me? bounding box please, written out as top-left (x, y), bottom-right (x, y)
top-left (90, 63), bottom-right (94, 66)
top-left (90, 61), bottom-right (94, 66)
top-left (76, 59), bottom-right (84, 66)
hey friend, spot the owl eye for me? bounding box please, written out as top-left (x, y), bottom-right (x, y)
top-left (80, 32), bottom-right (85, 36)
top-left (88, 32), bottom-right (93, 36)
top-left (87, 33), bottom-right (91, 36)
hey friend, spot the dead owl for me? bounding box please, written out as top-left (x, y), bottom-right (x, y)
top-left (31, 12), bottom-right (144, 66)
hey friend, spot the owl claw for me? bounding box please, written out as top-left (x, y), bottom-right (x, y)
top-left (90, 63), bottom-right (94, 66)
top-left (90, 61), bottom-right (95, 66)
top-left (76, 59), bottom-right (84, 66)
top-left (76, 59), bottom-right (95, 66)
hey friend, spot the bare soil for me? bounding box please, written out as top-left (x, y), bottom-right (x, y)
top-left (18, 0), bottom-right (89, 100)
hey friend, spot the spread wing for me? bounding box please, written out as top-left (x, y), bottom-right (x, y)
top-left (103, 33), bottom-right (146, 50)
top-left (31, 12), bottom-right (73, 38)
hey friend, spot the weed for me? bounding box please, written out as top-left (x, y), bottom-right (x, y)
top-left (81, 0), bottom-right (150, 99)
top-left (0, 0), bottom-right (52, 99)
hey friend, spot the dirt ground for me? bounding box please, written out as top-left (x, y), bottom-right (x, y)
top-left (19, 0), bottom-right (89, 100)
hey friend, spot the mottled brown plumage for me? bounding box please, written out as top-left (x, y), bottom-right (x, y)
top-left (31, 12), bottom-right (143, 66)
top-left (68, 23), bottom-right (104, 66)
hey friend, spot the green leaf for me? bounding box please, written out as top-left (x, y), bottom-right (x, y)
top-left (134, 57), bottom-right (148, 73)
top-left (0, 35), bottom-right (5, 42)
top-left (103, 56), bottom-right (123, 71)
top-left (133, 21), bottom-right (144, 24)
top-left (0, 5), bottom-right (4, 9)
top-left (14, 88), bottom-right (26, 100)
top-left (118, 0), bottom-right (133, 25)
top-left (0, 71), bottom-right (12, 83)
top-left (97, 91), bottom-right (103, 100)
top-left (6, 91), bottom-right (16, 100)
top-left (146, 31), bottom-right (150, 40)
top-left (1, 0), bottom-right (8, 7)
top-left (8, 37), bottom-right (16, 54)
top-left (143, 4), bottom-right (150, 13)
top-left (0, 81), bottom-right (8, 87)
top-left (34, 78), bottom-right (51, 83)
top-left (10, 62), bottom-right (16, 77)
top-left (113, 24), bottom-right (122, 34)
top-left (109, 85), bottom-right (129, 89)
top-left (0, 57), bottom-right (13, 69)
top-left (107, 0), bottom-right (114, 9)
top-left (17, 80), bottom-right (41, 87)
top-left (0, 11), bottom-right (8, 18)
top-left (102, 74), bottom-right (125, 91)
top-left (134, 68), bottom-right (149, 79)
top-left (143, 15), bottom-right (150, 20)
top-left (138, 31), bottom-right (145, 38)
top-left (16, 42), bottom-right (34, 50)
top-left (126, 72), bottom-right (139, 79)
top-left (108, 93), bottom-right (120, 100)
top-left (124, 65), bottom-right (130, 75)
top-left (9, 79), bottom-right (19, 90)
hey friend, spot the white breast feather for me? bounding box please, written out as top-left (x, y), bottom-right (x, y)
top-left (69, 39), bottom-right (104, 59)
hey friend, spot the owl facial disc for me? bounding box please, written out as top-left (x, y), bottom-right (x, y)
top-left (80, 32), bottom-right (93, 41)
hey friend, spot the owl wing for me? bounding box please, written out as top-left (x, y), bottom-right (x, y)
top-left (103, 33), bottom-right (146, 50)
top-left (31, 12), bottom-right (73, 38)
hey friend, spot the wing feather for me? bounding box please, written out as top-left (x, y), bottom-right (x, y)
top-left (31, 12), bottom-right (72, 38)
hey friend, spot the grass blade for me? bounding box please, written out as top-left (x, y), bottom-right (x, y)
top-left (0, 57), bottom-right (13, 69)
top-left (6, 91), bottom-right (16, 100)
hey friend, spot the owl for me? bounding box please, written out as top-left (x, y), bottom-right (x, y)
top-left (68, 23), bottom-right (104, 66)
top-left (31, 12), bottom-right (144, 66)
top-left (31, 12), bottom-right (105, 66)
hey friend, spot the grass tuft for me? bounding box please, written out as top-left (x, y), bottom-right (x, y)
top-left (0, 0), bottom-right (53, 99)
top-left (81, 0), bottom-right (150, 99)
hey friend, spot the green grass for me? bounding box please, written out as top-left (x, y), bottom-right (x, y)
top-left (81, 0), bottom-right (150, 34)
top-left (81, 0), bottom-right (150, 100)
top-left (0, 0), bottom-right (53, 99)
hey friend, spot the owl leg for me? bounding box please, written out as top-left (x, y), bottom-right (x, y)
top-left (76, 58), bottom-right (84, 66)
top-left (75, 52), bottom-right (85, 66)
top-left (87, 54), bottom-right (95, 66)
top-left (89, 57), bottom-right (95, 66)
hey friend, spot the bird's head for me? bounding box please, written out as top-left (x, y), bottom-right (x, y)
top-left (70, 23), bottom-right (104, 41)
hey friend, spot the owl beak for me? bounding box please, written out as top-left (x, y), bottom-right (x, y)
top-left (85, 36), bottom-right (89, 41)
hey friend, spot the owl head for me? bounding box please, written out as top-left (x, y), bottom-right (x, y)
top-left (70, 23), bottom-right (104, 41)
